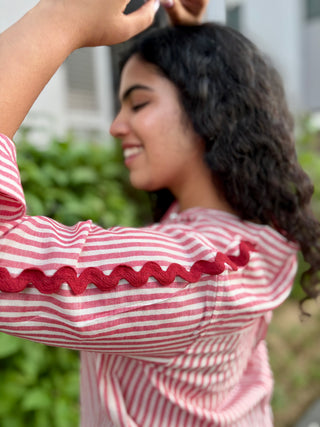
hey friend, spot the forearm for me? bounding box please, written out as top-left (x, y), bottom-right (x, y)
top-left (0, 2), bottom-right (78, 139)
top-left (0, 0), bottom-right (157, 139)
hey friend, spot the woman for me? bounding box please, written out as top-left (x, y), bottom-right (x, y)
top-left (115, 23), bottom-right (320, 298)
top-left (0, 0), bottom-right (319, 426)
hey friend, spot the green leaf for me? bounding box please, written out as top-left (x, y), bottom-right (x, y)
top-left (0, 334), bottom-right (22, 358)
top-left (21, 388), bottom-right (52, 411)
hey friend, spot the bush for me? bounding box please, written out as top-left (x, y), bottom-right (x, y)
top-left (0, 335), bottom-right (80, 427)
top-left (17, 132), bottom-right (152, 227)
top-left (296, 116), bottom-right (320, 216)
top-left (0, 132), bottom-right (152, 427)
top-left (290, 117), bottom-right (320, 299)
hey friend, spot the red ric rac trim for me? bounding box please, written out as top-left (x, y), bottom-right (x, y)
top-left (0, 241), bottom-right (255, 295)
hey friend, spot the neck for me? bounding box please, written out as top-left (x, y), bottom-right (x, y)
top-left (172, 163), bottom-right (235, 215)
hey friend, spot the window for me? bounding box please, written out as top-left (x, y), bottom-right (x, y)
top-left (65, 48), bottom-right (99, 111)
top-left (306, 0), bottom-right (320, 20)
top-left (227, 5), bottom-right (242, 32)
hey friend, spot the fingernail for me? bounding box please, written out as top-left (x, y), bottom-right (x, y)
top-left (160, 0), bottom-right (174, 7)
top-left (154, 0), bottom-right (160, 12)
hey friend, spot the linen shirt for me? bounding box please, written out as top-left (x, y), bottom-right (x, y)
top-left (0, 133), bottom-right (298, 426)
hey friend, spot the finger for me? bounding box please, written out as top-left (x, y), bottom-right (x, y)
top-left (119, 0), bottom-right (160, 41)
top-left (163, 0), bottom-right (194, 25)
top-left (182, 0), bottom-right (209, 17)
top-left (160, 0), bottom-right (175, 8)
top-left (162, 0), bottom-right (208, 24)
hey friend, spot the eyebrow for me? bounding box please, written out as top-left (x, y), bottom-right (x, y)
top-left (121, 84), bottom-right (154, 102)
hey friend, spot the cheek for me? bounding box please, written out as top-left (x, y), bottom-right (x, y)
top-left (141, 103), bottom-right (181, 131)
top-left (135, 104), bottom-right (197, 159)
top-left (133, 112), bottom-right (161, 140)
top-left (155, 110), bottom-right (185, 147)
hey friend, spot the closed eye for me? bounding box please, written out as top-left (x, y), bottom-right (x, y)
top-left (132, 102), bottom-right (149, 112)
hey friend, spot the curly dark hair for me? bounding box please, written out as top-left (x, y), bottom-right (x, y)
top-left (119, 23), bottom-right (320, 303)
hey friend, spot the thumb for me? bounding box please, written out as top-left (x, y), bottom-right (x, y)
top-left (121, 0), bottom-right (160, 41)
top-left (161, 0), bottom-right (189, 25)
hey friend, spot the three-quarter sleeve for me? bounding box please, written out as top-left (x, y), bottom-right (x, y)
top-left (0, 134), bottom-right (300, 427)
top-left (0, 133), bottom-right (254, 353)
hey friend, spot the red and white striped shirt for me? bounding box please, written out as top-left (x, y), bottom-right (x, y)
top-left (0, 133), bottom-right (298, 426)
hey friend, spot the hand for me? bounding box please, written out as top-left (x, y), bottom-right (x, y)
top-left (161, 0), bottom-right (209, 25)
top-left (0, 0), bottom-right (159, 138)
top-left (41, 0), bottom-right (160, 48)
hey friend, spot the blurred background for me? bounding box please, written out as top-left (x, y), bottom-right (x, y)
top-left (0, 0), bottom-right (319, 144)
top-left (0, 0), bottom-right (319, 426)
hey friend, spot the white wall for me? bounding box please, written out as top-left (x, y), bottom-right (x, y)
top-left (225, 0), bottom-right (304, 114)
top-left (302, 18), bottom-right (320, 111)
top-left (0, 0), bottom-right (68, 142)
top-left (248, 0), bottom-right (303, 113)
top-left (1, 0), bottom-right (318, 143)
top-left (0, 0), bottom-right (37, 27)
top-left (0, 0), bottom-right (114, 143)
top-left (207, 0), bottom-right (227, 23)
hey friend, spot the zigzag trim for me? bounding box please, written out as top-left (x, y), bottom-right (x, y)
top-left (0, 241), bottom-right (255, 295)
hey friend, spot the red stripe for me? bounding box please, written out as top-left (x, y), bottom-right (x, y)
top-left (0, 133), bottom-right (297, 426)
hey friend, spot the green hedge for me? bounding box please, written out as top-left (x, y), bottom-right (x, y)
top-left (0, 133), bottom-right (152, 427)
top-left (0, 335), bottom-right (80, 427)
top-left (290, 118), bottom-right (320, 299)
top-left (17, 132), bottom-right (152, 227)
top-left (0, 122), bottom-right (319, 425)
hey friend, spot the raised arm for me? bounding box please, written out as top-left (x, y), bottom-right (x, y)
top-left (0, 0), bottom-right (158, 139)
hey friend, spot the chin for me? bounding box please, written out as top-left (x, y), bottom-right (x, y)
top-left (130, 178), bottom-right (161, 193)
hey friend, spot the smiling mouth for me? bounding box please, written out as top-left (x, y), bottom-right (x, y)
top-left (123, 146), bottom-right (143, 161)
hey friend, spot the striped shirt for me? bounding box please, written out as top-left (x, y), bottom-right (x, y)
top-left (0, 133), bottom-right (298, 426)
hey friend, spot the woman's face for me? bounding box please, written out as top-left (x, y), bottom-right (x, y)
top-left (110, 55), bottom-right (205, 196)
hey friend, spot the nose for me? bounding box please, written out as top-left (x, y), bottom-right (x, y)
top-left (109, 109), bottom-right (129, 139)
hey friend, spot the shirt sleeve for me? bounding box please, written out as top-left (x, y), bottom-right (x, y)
top-left (0, 134), bottom-right (26, 222)
top-left (0, 133), bottom-right (252, 354)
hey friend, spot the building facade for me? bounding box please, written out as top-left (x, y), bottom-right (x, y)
top-left (0, 0), bottom-right (319, 142)
top-left (225, 0), bottom-right (320, 115)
